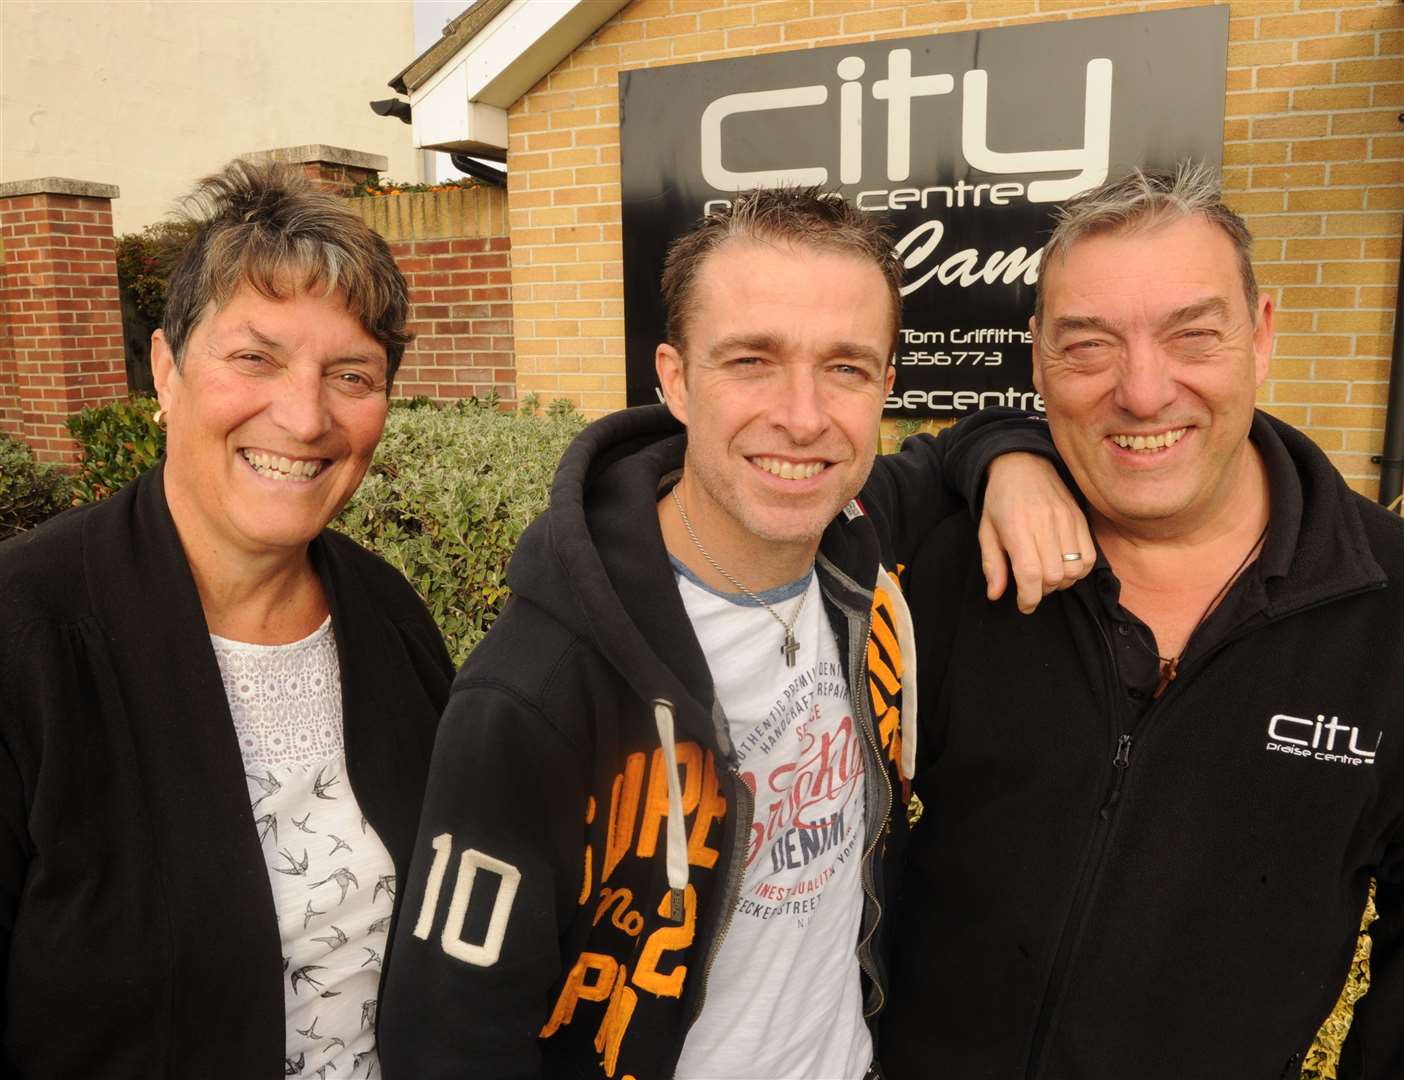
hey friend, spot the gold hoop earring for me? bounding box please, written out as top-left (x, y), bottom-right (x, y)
top-left (153, 409), bottom-right (165, 427)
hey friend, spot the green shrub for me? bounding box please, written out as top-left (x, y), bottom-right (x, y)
top-left (114, 221), bottom-right (196, 326)
top-left (336, 399), bottom-right (586, 665)
top-left (0, 434), bottom-right (74, 541)
top-left (66, 396), bottom-right (165, 503)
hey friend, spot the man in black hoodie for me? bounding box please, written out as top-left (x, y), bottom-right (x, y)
top-left (882, 167), bottom-right (1404, 1079)
top-left (379, 188), bottom-right (1090, 1079)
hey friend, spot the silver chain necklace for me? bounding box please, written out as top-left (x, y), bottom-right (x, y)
top-left (670, 485), bottom-right (809, 667)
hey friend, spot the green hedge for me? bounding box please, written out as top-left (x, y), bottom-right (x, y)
top-left (336, 398), bottom-right (585, 664)
top-left (67, 395), bottom-right (166, 502)
top-left (0, 435), bottom-right (73, 541)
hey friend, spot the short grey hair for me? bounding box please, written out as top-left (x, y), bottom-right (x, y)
top-left (661, 186), bottom-right (904, 354)
top-left (161, 160), bottom-right (412, 387)
top-left (1034, 163), bottom-right (1258, 329)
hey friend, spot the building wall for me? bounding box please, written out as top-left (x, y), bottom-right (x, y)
top-left (349, 186), bottom-right (516, 405)
top-left (1, 0), bottom-right (423, 233)
top-left (503, 0), bottom-right (1403, 496)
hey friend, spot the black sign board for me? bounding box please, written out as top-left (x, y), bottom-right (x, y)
top-left (619, 7), bottom-right (1228, 415)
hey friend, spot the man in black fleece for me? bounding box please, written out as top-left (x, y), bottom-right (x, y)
top-left (882, 166), bottom-right (1404, 1080)
top-left (379, 188), bottom-right (1092, 1079)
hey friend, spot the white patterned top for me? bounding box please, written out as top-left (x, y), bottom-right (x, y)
top-left (212, 618), bottom-right (395, 1080)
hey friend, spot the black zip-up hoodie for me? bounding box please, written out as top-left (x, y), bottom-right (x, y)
top-left (881, 412), bottom-right (1404, 1080)
top-left (380, 404), bottom-right (1040, 1079)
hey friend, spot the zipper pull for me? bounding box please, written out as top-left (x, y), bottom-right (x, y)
top-left (1100, 735), bottom-right (1134, 820)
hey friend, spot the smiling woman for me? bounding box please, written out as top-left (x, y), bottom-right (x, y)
top-left (0, 162), bottom-right (454, 1078)
top-left (153, 285), bottom-right (394, 608)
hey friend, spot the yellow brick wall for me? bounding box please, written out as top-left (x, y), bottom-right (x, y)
top-left (505, 0), bottom-right (1403, 496)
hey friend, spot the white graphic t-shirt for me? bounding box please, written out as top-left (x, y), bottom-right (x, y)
top-left (671, 564), bottom-right (871, 1080)
top-left (212, 618), bottom-right (394, 1080)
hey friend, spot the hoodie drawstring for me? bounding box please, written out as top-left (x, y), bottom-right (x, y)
top-left (652, 699), bottom-right (689, 922)
top-left (876, 564), bottom-right (918, 783)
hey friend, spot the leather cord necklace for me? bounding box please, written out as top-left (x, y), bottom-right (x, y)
top-left (670, 485), bottom-right (809, 667)
top-left (1134, 520), bottom-right (1271, 699)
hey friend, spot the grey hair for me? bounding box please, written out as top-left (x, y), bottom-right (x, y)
top-left (160, 160), bottom-right (411, 386)
top-left (660, 186), bottom-right (904, 354)
top-left (1034, 163), bottom-right (1258, 329)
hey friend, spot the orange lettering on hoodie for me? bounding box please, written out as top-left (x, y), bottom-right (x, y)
top-left (603, 753), bottom-right (646, 883)
top-left (540, 951), bottom-right (618, 1038)
top-left (688, 750), bottom-right (727, 869)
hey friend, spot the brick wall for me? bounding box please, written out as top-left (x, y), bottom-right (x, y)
top-left (244, 144), bottom-right (387, 199)
top-left (0, 180), bottom-right (127, 462)
top-left (504, 0), bottom-right (1403, 496)
top-left (0, 151), bottom-right (517, 457)
top-left (349, 185), bottom-right (515, 405)
top-left (245, 148), bottom-right (517, 405)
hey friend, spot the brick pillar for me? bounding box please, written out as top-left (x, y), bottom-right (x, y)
top-left (0, 178), bottom-right (126, 462)
top-left (241, 145), bottom-right (389, 197)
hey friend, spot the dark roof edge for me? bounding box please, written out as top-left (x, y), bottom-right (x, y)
top-left (389, 0), bottom-right (515, 95)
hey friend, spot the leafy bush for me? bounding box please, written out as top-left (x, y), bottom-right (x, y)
top-left (114, 221), bottom-right (196, 326)
top-left (66, 396), bottom-right (165, 503)
top-left (0, 434), bottom-right (74, 541)
top-left (336, 399), bottom-right (585, 664)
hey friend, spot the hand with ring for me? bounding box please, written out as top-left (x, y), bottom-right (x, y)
top-left (978, 453), bottom-right (1094, 614)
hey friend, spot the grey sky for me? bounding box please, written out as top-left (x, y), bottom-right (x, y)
top-left (414, 0), bottom-right (469, 52)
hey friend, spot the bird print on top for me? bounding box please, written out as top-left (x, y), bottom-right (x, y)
top-left (351, 1047), bottom-right (376, 1077)
top-left (311, 868), bottom-right (359, 906)
top-left (291, 965), bottom-right (327, 995)
top-left (249, 770), bottom-right (282, 811)
top-left (312, 925), bottom-right (349, 953)
top-left (212, 618), bottom-right (394, 1080)
top-left (312, 765), bottom-right (340, 800)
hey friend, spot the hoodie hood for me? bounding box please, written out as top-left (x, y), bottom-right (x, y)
top-left (507, 405), bottom-right (719, 741)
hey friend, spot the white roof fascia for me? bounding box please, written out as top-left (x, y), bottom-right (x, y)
top-left (407, 0), bottom-right (629, 156)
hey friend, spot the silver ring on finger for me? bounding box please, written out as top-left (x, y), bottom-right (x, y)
top-left (1061, 551), bottom-right (1083, 563)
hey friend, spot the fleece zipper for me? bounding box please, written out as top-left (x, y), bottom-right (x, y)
top-left (1023, 605), bottom-right (1136, 1079)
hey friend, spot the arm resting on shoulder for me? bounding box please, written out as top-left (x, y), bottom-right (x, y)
top-left (864, 408), bottom-right (1089, 612)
